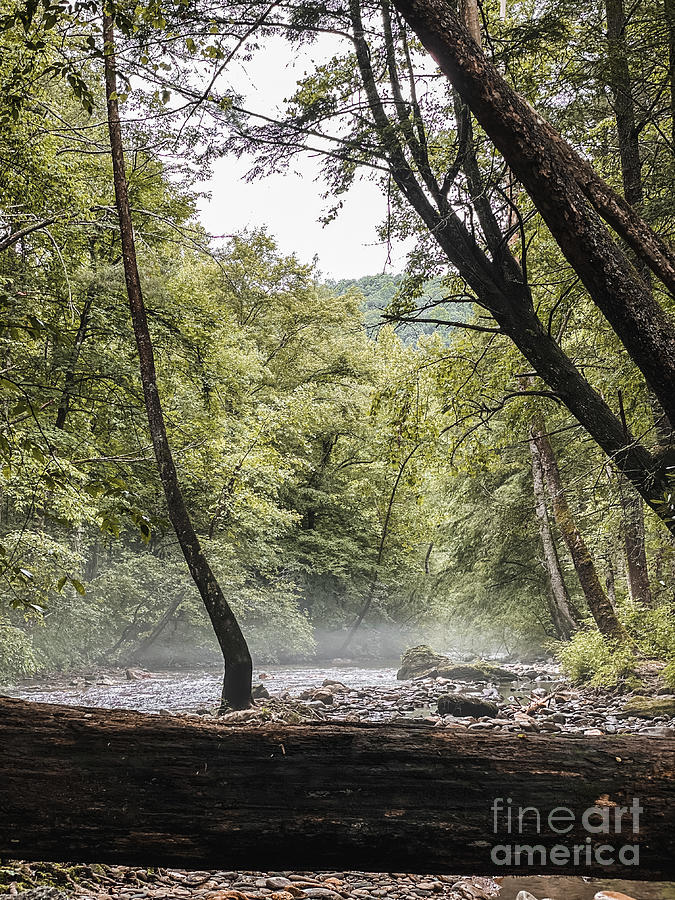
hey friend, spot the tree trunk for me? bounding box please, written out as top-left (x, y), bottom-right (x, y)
top-left (459, 0), bottom-right (480, 45)
top-left (604, 0), bottom-right (655, 607)
top-left (605, 552), bottom-right (617, 607)
top-left (102, 14), bottom-right (252, 710)
top-left (666, 0), bottom-right (675, 147)
top-left (621, 488), bottom-right (653, 606)
top-left (128, 597), bottom-right (183, 663)
top-left (338, 444), bottom-right (419, 655)
top-left (605, 0), bottom-right (642, 210)
top-left (389, 0), bottom-right (675, 428)
top-left (1, 697), bottom-right (674, 878)
top-left (531, 424), bottom-right (624, 639)
top-left (55, 295), bottom-right (92, 430)
top-left (347, 0), bottom-right (673, 533)
top-left (528, 429), bottom-right (579, 639)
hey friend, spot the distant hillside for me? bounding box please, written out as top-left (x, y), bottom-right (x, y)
top-left (326, 274), bottom-right (469, 344)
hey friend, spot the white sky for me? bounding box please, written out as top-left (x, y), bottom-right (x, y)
top-left (195, 35), bottom-right (409, 279)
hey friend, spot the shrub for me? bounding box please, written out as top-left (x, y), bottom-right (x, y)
top-left (554, 627), bottom-right (636, 687)
top-left (0, 620), bottom-right (39, 682)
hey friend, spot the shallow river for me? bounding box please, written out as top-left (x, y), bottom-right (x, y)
top-left (3, 663), bottom-right (675, 900)
top-left (1, 663), bottom-right (401, 712)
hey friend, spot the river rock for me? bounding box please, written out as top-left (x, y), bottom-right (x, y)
top-left (12, 891), bottom-right (70, 900)
top-left (125, 668), bottom-right (150, 680)
top-left (252, 683), bottom-right (270, 700)
top-left (618, 695), bottom-right (675, 718)
top-left (313, 689), bottom-right (334, 704)
top-left (397, 645), bottom-right (513, 682)
top-left (397, 645), bottom-right (453, 679)
top-left (322, 679), bottom-right (348, 691)
top-left (437, 693), bottom-right (499, 717)
top-left (639, 725), bottom-right (674, 737)
top-left (436, 662), bottom-right (513, 682)
top-left (266, 877), bottom-right (292, 890)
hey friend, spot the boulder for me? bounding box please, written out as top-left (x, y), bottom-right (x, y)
top-left (437, 693), bottom-right (499, 718)
top-left (437, 662), bottom-right (513, 682)
top-left (397, 645), bottom-right (452, 679)
top-left (397, 646), bottom-right (514, 681)
top-left (298, 688), bottom-right (334, 704)
top-left (322, 679), bottom-right (348, 691)
top-left (312, 689), bottom-right (334, 705)
top-left (618, 695), bottom-right (675, 719)
top-left (125, 667), bottom-right (150, 680)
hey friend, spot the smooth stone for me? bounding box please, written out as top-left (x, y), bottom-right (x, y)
top-left (266, 878), bottom-right (292, 890)
top-left (437, 693), bottom-right (498, 717)
top-left (639, 725), bottom-right (674, 737)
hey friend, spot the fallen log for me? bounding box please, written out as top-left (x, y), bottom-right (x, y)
top-left (1, 697), bottom-right (674, 879)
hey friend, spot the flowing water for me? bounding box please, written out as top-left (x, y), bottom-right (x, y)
top-left (1, 663), bottom-right (401, 712)
top-left (3, 663), bottom-right (675, 900)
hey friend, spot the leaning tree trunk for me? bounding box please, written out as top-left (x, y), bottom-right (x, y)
top-left (102, 12), bottom-right (252, 710)
top-left (348, 0), bottom-right (674, 534)
top-left (2, 697), bottom-right (675, 878)
top-left (129, 597), bottom-right (183, 663)
top-left (389, 0), bottom-right (675, 430)
top-left (531, 423), bottom-right (624, 639)
top-left (528, 428), bottom-right (579, 639)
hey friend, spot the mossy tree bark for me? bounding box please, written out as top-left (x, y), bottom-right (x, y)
top-left (531, 423), bottom-right (624, 640)
top-left (528, 428), bottom-right (579, 639)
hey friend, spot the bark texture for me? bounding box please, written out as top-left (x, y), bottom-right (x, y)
top-left (621, 488), bottom-right (653, 606)
top-left (605, 0), bottom-right (642, 210)
top-left (389, 0), bottom-right (675, 428)
top-left (1, 698), bottom-right (675, 877)
top-left (531, 424), bottom-right (624, 639)
top-left (667, 0), bottom-right (675, 147)
top-left (528, 429), bottom-right (578, 639)
top-left (103, 15), bottom-right (252, 710)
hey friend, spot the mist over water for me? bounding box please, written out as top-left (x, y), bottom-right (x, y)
top-left (127, 621), bottom-right (526, 672)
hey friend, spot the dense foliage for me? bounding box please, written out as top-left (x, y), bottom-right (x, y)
top-left (0, 0), bottom-right (674, 686)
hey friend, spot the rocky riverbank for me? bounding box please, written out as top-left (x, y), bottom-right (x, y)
top-left (1, 863), bottom-right (669, 900)
top-left (213, 661), bottom-right (675, 738)
top-left (3, 655), bottom-right (675, 900)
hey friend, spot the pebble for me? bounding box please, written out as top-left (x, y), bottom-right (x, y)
top-left (266, 878), bottom-right (292, 890)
